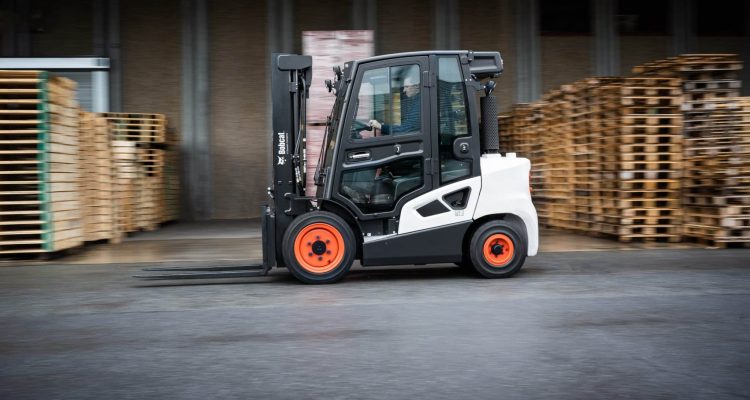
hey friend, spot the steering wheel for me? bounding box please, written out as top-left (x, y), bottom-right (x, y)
top-left (350, 120), bottom-right (374, 140)
top-left (352, 120), bottom-right (373, 132)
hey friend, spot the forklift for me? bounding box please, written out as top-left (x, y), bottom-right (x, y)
top-left (138, 51), bottom-right (538, 284)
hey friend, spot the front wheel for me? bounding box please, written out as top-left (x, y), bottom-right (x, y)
top-left (468, 219), bottom-right (527, 278)
top-left (282, 211), bottom-right (356, 284)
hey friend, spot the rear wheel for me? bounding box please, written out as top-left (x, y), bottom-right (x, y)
top-left (469, 219), bottom-right (527, 278)
top-left (282, 211), bottom-right (356, 284)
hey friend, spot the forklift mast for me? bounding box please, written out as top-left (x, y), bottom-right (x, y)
top-left (266, 54), bottom-right (313, 267)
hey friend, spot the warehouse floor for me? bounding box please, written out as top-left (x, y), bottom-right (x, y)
top-left (1, 247), bottom-right (749, 399)
top-left (2, 220), bottom-right (704, 267)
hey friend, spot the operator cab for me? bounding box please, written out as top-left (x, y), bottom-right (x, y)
top-left (315, 51), bottom-right (501, 237)
top-left (281, 50), bottom-right (537, 284)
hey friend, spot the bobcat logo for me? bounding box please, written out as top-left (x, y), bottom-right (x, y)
top-left (277, 156), bottom-right (286, 166)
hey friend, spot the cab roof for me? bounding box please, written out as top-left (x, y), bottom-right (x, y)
top-left (347, 50), bottom-right (503, 79)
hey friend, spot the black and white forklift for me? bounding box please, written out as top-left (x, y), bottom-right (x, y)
top-left (139, 51), bottom-right (538, 284)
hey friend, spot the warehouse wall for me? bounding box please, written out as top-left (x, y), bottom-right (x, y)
top-left (30, 0), bottom-right (93, 57)
top-left (459, 0), bottom-right (516, 111)
top-left (620, 36), bottom-right (670, 76)
top-left (377, 0), bottom-right (431, 54)
top-left (540, 37), bottom-right (592, 93)
top-left (3, 0), bottom-right (747, 220)
top-left (693, 37), bottom-right (747, 55)
top-left (293, 0), bottom-right (352, 53)
top-left (121, 0), bottom-right (182, 134)
top-left (209, 0), bottom-right (268, 219)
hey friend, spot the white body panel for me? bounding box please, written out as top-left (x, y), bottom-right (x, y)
top-left (473, 153), bottom-right (538, 256)
top-left (398, 176), bottom-right (482, 234)
top-left (395, 153), bottom-right (538, 257)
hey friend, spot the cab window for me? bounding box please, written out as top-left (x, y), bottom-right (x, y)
top-left (350, 64), bottom-right (422, 140)
top-left (340, 157), bottom-right (424, 213)
top-left (437, 56), bottom-right (471, 184)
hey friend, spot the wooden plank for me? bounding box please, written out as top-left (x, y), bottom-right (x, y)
top-left (0, 119), bottom-right (41, 125)
top-left (0, 89), bottom-right (40, 94)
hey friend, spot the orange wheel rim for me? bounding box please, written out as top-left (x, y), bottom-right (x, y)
top-left (293, 223), bottom-right (346, 274)
top-left (483, 233), bottom-right (514, 267)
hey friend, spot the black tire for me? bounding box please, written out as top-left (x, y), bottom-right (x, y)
top-left (282, 211), bottom-right (356, 284)
top-left (468, 219), bottom-right (527, 278)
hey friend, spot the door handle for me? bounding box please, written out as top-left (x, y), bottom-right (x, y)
top-left (349, 151), bottom-right (370, 160)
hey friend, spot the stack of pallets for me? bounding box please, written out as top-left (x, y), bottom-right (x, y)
top-left (540, 87), bottom-right (575, 230)
top-left (78, 111), bottom-right (120, 243)
top-left (588, 77), bottom-right (622, 233)
top-left (0, 71), bottom-right (83, 256)
top-left (634, 54), bottom-right (747, 246)
top-left (101, 113), bottom-right (167, 232)
top-left (633, 54), bottom-right (742, 108)
top-left (500, 104), bottom-right (548, 223)
top-left (568, 79), bottom-right (598, 232)
top-left (497, 112), bottom-right (528, 157)
top-left (500, 54), bottom-right (748, 244)
top-left (524, 105), bottom-right (546, 222)
top-left (682, 98), bottom-right (750, 246)
top-left (111, 140), bottom-right (139, 233)
top-left (161, 126), bottom-right (180, 222)
top-left (608, 77), bottom-right (683, 242)
top-left (500, 75), bottom-right (684, 243)
top-left (302, 30), bottom-right (374, 195)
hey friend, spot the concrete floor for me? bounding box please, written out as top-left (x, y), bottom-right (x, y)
top-left (1, 248), bottom-right (749, 399)
top-left (1, 220), bottom-right (703, 267)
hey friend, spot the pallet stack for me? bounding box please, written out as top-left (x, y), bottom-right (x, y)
top-left (588, 77), bottom-right (622, 234)
top-left (540, 87), bottom-right (576, 230)
top-left (101, 113), bottom-right (168, 232)
top-left (500, 54), bottom-right (749, 245)
top-left (498, 113), bottom-right (515, 155)
top-left (78, 111), bottom-right (119, 242)
top-left (0, 71), bottom-right (83, 256)
top-left (568, 79), bottom-right (598, 232)
top-left (500, 75), bottom-right (684, 243)
top-left (634, 54), bottom-right (747, 246)
top-left (110, 140), bottom-right (138, 233)
top-left (302, 30), bottom-right (374, 195)
top-left (633, 55), bottom-right (742, 105)
top-left (604, 77), bottom-right (683, 242)
top-left (682, 99), bottom-right (750, 245)
top-left (500, 104), bottom-right (551, 226)
top-left (161, 126), bottom-right (180, 222)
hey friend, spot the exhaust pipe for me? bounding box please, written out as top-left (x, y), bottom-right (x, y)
top-left (480, 80), bottom-right (499, 154)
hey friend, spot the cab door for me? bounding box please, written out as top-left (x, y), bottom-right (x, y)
top-left (395, 54), bottom-right (482, 235)
top-left (331, 56), bottom-right (433, 231)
